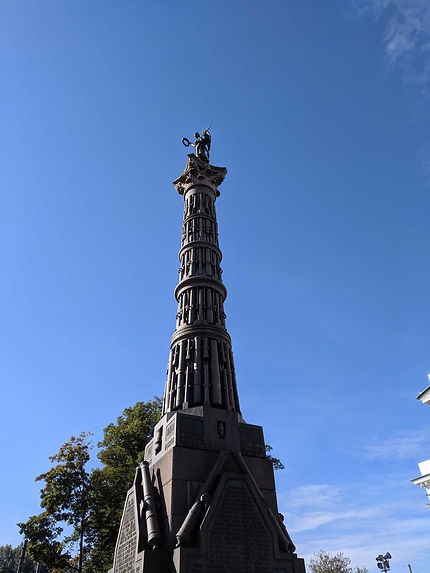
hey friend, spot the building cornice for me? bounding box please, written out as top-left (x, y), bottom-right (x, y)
top-left (417, 384), bottom-right (430, 405)
top-left (412, 473), bottom-right (430, 488)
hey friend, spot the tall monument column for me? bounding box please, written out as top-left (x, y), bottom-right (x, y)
top-left (111, 135), bottom-right (306, 573)
top-left (163, 153), bottom-right (239, 416)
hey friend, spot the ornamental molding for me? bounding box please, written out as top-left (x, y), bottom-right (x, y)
top-left (412, 473), bottom-right (430, 488)
top-left (417, 383), bottom-right (430, 405)
top-left (178, 241), bottom-right (222, 259)
top-left (174, 276), bottom-right (227, 301)
top-left (170, 325), bottom-right (232, 348)
top-left (173, 154), bottom-right (227, 195)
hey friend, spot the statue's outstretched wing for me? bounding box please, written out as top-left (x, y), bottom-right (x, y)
top-left (203, 129), bottom-right (211, 150)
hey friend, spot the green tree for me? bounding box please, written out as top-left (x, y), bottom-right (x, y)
top-left (309, 551), bottom-right (368, 573)
top-left (265, 445), bottom-right (285, 470)
top-left (18, 397), bottom-right (284, 573)
top-left (0, 543), bottom-right (34, 573)
top-left (18, 400), bottom-right (161, 573)
top-left (18, 433), bottom-right (93, 573)
top-left (86, 398), bottom-right (162, 572)
top-left (0, 544), bottom-right (17, 573)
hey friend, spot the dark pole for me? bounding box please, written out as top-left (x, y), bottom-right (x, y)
top-left (16, 540), bottom-right (28, 573)
top-left (78, 514), bottom-right (85, 573)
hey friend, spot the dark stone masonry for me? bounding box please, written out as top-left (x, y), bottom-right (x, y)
top-left (109, 150), bottom-right (306, 573)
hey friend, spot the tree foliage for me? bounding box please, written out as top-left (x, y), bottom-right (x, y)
top-left (0, 543), bottom-right (35, 573)
top-left (18, 397), bottom-right (285, 573)
top-left (309, 551), bottom-right (368, 573)
top-left (86, 398), bottom-right (162, 572)
top-left (265, 444), bottom-right (285, 470)
top-left (18, 433), bottom-right (93, 573)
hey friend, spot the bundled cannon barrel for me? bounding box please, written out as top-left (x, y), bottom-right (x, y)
top-left (141, 461), bottom-right (161, 550)
top-left (176, 450), bottom-right (228, 547)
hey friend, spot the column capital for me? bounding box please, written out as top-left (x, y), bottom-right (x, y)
top-left (173, 154), bottom-right (227, 196)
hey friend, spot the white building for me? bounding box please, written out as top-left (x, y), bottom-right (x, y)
top-left (412, 377), bottom-right (430, 508)
top-left (412, 460), bottom-right (430, 508)
top-left (416, 382), bottom-right (430, 406)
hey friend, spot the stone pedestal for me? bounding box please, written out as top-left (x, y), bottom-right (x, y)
top-left (111, 408), bottom-right (305, 573)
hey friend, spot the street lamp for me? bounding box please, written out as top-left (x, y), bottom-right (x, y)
top-left (376, 553), bottom-right (392, 572)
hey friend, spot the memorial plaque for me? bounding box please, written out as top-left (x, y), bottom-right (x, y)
top-left (165, 419), bottom-right (176, 450)
top-left (204, 478), bottom-right (292, 573)
top-left (178, 416), bottom-right (204, 448)
top-left (239, 424), bottom-right (265, 457)
top-left (189, 559), bottom-right (205, 573)
top-left (114, 492), bottom-right (137, 573)
top-left (144, 440), bottom-right (153, 464)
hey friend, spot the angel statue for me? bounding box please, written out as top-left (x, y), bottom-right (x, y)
top-left (182, 128), bottom-right (211, 163)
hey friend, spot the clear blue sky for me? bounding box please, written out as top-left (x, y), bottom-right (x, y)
top-left (1, 1), bottom-right (430, 571)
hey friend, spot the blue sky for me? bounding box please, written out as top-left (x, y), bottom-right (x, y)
top-left (1, 1), bottom-right (430, 571)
